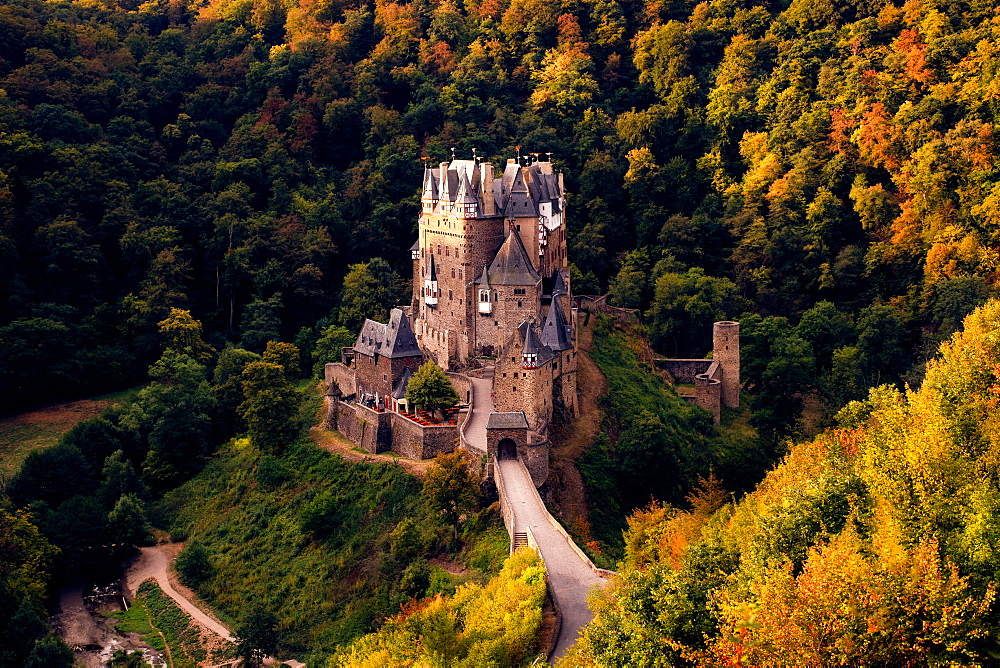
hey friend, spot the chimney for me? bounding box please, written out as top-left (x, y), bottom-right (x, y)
top-left (481, 162), bottom-right (495, 216)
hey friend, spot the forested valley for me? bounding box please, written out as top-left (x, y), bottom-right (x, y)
top-left (4, 0), bottom-right (1000, 662)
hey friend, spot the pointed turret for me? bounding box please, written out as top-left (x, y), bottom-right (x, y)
top-left (477, 265), bottom-right (492, 314)
top-left (421, 166), bottom-right (438, 212)
top-left (455, 170), bottom-right (478, 218)
top-left (486, 229), bottom-right (541, 286)
top-left (516, 320), bottom-right (557, 369)
top-left (424, 254), bottom-right (438, 306)
top-left (504, 167), bottom-right (536, 217)
top-left (540, 295), bottom-right (572, 351)
top-left (550, 269), bottom-right (567, 297)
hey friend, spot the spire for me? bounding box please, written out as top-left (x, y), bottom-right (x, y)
top-left (540, 295), bottom-right (572, 351)
top-left (503, 166), bottom-right (536, 217)
top-left (421, 166), bottom-right (438, 205)
top-left (486, 228), bottom-right (541, 286)
top-left (455, 170), bottom-right (478, 218)
top-left (551, 269), bottom-right (567, 297)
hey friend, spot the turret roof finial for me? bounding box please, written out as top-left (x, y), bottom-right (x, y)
top-left (450, 146), bottom-right (456, 161)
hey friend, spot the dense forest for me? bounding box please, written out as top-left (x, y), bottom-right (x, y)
top-left (2, 0), bottom-right (997, 429)
top-left (4, 0), bottom-right (1000, 661)
top-left (571, 299), bottom-right (1000, 665)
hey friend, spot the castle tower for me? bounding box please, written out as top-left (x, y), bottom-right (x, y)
top-left (412, 155), bottom-right (569, 367)
top-left (713, 321), bottom-right (740, 409)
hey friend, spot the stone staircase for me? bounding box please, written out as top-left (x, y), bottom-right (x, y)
top-left (512, 532), bottom-right (528, 551)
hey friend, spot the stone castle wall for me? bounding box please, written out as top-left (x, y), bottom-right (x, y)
top-left (327, 398), bottom-right (459, 458)
top-left (325, 362), bottom-right (357, 398)
top-left (658, 359), bottom-right (713, 383)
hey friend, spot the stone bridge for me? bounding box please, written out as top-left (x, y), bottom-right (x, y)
top-left (460, 367), bottom-right (610, 662)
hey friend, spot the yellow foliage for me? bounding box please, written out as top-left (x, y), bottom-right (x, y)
top-left (332, 548), bottom-right (546, 667)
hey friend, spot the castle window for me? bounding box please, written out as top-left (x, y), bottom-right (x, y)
top-left (517, 301), bottom-right (522, 308)
top-left (512, 386), bottom-right (516, 391)
top-left (514, 288), bottom-right (526, 295)
top-left (514, 372), bottom-right (518, 378)
top-left (449, 290), bottom-right (453, 300)
top-left (480, 290), bottom-right (489, 303)
top-left (451, 268), bottom-right (455, 278)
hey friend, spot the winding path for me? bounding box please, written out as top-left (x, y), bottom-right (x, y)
top-left (463, 366), bottom-right (606, 662)
top-left (126, 546), bottom-right (236, 642)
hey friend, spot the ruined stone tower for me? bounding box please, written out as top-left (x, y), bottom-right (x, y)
top-left (713, 321), bottom-right (740, 409)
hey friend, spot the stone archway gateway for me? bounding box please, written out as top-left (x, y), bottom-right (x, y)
top-left (498, 438), bottom-right (517, 460)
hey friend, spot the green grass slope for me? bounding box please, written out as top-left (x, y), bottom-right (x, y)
top-left (158, 438), bottom-right (507, 658)
top-left (579, 315), bottom-right (766, 557)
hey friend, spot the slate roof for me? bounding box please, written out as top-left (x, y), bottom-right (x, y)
top-left (422, 159), bottom-right (563, 220)
top-left (383, 308), bottom-right (422, 357)
top-left (391, 366), bottom-right (412, 399)
top-left (421, 167), bottom-right (437, 201)
top-left (518, 320), bottom-right (558, 365)
top-left (353, 308), bottom-right (422, 358)
top-left (486, 412), bottom-right (529, 429)
top-left (503, 165), bottom-right (537, 217)
top-left (551, 269), bottom-right (568, 297)
top-left (484, 229), bottom-right (540, 286)
top-left (540, 296), bottom-right (573, 351)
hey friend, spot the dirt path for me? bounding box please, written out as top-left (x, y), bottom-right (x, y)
top-left (548, 319), bottom-right (607, 541)
top-left (126, 545), bottom-right (236, 642)
top-left (310, 423), bottom-right (434, 477)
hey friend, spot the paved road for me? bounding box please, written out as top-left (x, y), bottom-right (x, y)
top-left (462, 365), bottom-right (604, 661)
top-left (127, 546), bottom-right (236, 642)
top-left (497, 458), bottom-right (604, 661)
top-left (462, 368), bottom-right (493, 454)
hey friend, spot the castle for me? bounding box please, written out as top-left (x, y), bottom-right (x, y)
top-left (324, 155), bottom-right (739, 486)
top-left (325, 156), bottom-right (578, 485)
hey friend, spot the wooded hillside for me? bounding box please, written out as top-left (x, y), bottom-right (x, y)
top-left (572, 299), bottom-right (1000, 664)
top-left (2, 0), bottom-right (997, 435)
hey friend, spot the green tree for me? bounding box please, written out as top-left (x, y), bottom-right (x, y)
top-left (421, 450), bottom-right (477, 530)
top-left (1, 599), bottom-right (48, 667)
top-left (338, 261), bottom-right (393, 332)
top-left (176, 541), bottom-right (214, 587)
top-left (158, 308), bottom-right (214, 362)
top-left (211, 345), bottom-right (261, 440)
top-left (236, 606), bottom-right (280, 668)
top-left (241, 293), bottom-right (283, 352)
top-left (25, 635), bottom-right (74, 668)
top-left (647, 268), bottom-right (743, 356)
top-left (108, 494), bottom-right (151, 546)
top-left (239, 361), bottom-right (299, 453)
top-left (7, 443), bottom-right (94, 508)
top-left (0, 503), bottom-right (59, 650)
top-left (139, 351), bottom-right (215, 491)
top-left (312, 324), bottom-right (355, 377)
top-left (262, 340), bottom-right (300, 379)
top-left (405, 361), bottom-right (460, 416)
top-left (96, 451), bottom-right (149, 510)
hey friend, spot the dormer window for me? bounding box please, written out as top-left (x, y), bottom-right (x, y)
top-left (522, 352), bottom-right (537, 369)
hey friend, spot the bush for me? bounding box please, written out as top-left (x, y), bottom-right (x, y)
top-left (176, 542), bottom-right (214, 587)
